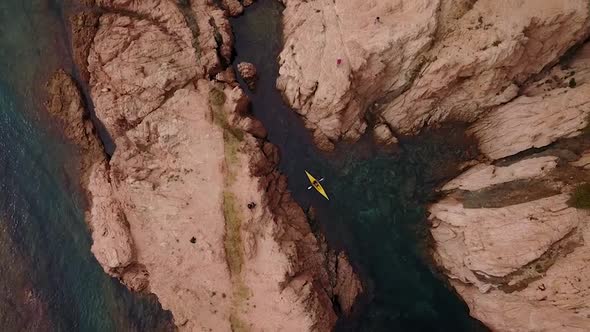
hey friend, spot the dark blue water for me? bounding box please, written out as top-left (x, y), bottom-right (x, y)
top-left (0, 1), bottom-right (173, 330)
top-left (231, 1), bottom-right (489, 331)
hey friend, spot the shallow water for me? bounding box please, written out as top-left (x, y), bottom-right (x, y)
top-left (0, 1), bottom-right (173, 330)
top-left (231, 1), bottom-right (489, 331)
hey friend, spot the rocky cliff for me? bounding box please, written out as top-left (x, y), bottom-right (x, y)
top-left (53, 0), bottom-right (361, 331)
top-left (277, 0), bottom-right (590, 150)
top-left (278, 0), bottom-right (590, 330)
top-left (431, 38), bottom-right (590, 331)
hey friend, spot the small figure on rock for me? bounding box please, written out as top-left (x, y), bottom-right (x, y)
top-left (337, 58), bottom-right (342, 66)
top-left (247, 202), bottom-right (257, 209)
top-left (237, 62), bottom-right (257, 90)
top-left (190, 236), bottom-right (196, 244)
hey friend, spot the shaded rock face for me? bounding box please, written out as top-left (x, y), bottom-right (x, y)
top-left (44, 70), bottom-right (104, 186)
top-left (277, 0), bottom-right (590, 149)
top-left (60, 0), bottom-right (361, 331)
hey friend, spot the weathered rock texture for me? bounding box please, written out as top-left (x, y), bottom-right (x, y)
top-left (277, 0), bottom-right (590, 329)
top-left (278, 0), bottom-right (590, 149)
top-left (431, 154), bottom-right (590, 331)
top-left (427, 43), bottom-right (590, 330)
top-left (427, 32), bottom-right (590, 329)
top-left (62, 0), bottom-right (360, 331)
top-left (237, 61), bottom-right (257, 90)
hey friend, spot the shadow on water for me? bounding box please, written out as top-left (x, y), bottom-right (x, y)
top-left (0, 0), bottom-right (173, 330)
top-left (230, 1), bottom-right (489, 331)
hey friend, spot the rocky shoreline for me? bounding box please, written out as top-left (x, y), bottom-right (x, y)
top-left (275, 0), bottom-right (590, 330)
top-left (46, 0), bottom-right (590, 330)
top-left (47, 0), bottom-right (361, 331)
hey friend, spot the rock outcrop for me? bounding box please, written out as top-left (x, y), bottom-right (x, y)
top-left (277, 0), bottom-right (590, 149)
top-left (60, 0), bottom-right (360, 331)
top-left (237, 61), bottom-right (257, 90)
top-left (372, 123), bottom-right (397, 146)
top-left (218, 0), bottom-right (256, 17)
top-left (430, 152), bottom-right (590, 331)
top-left (427, 34), bottom-right (590, 330)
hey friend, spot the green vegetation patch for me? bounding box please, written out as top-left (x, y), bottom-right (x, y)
top-left (229, 313), bottom-right (249, 332)
top-left (223, 191), bottom-right (244, 275)
top-left (210, 105), bottom-right (244, 143)
top-left (209, 87), bottom-right (226, 106)
top-left (568, 182), bottom-right (590, 209)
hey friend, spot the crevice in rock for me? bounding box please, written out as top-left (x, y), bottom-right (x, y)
top-left (208, 16), bottom-right (230, 75)
top-left (176, 0), bottom-right (202, 59)
top-left (458, 179), bottom-right (561, 209)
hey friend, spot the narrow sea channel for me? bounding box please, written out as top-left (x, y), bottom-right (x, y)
top-left (230, 1), bottom-right (489, 331)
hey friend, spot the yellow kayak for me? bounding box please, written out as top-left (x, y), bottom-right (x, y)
top-left (305, 170), bottom-right (329, 200)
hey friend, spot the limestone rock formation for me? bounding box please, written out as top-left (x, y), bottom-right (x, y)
top-left (277, 0), bottom-right (590, 149)
top-left (61, 0), bottom-right (361, 331)
top-left (237, 61), bottom-right (257, 90)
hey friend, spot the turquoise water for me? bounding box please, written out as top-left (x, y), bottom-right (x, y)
top-left (231, 1), bottom-right (489, 331)
top-left (0, 1), bottom-right (173, 330)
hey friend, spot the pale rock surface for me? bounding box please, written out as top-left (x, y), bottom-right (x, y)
top-left (430, 195), bottom-right (580, 282)
top-left (383, 0), bottom-right (590, 135)
top-left (278, 0), bottom-right (590, 149)
top-left (277, 0), bottom-right (439, 150)
top-left (469, 84), bottom-right (590, 160)
top-left (373, 123), bottom-right (398, 146)
top-left (430, 150), bottom-right (590, 330)
top-left (470, 41), bottom-right (590, 160)
top-left (571, 150), bottom-right (590, 169)
top-left (442, 156), bottom-right (558, 191)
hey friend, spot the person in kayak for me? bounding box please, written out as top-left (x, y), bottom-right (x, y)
top-left (312, 180), bottom-right (320, 188)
